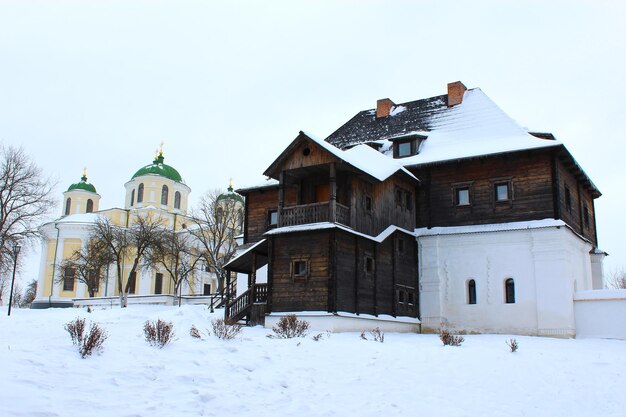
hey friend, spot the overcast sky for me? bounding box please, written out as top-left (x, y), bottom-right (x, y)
top-left (1, 0), bottom-right (625, 282)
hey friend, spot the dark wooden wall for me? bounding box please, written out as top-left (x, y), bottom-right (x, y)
top-left (413, 149), bottom-right (555, 228)
top-left (334, 230), bottom-right (418, 318)
top-left (555, 156), bottom-right (598, 246)
top-left (350, 175), bottom-right (417, 236)
top-left (268, 230), bottom-right (331, 313)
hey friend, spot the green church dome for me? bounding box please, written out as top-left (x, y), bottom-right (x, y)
top-left (67, 171), bottom-right (97, 193)
top-left (217, 182), bottom-right (244, 204)
top-left (131, 152), bottom-right (183, 183)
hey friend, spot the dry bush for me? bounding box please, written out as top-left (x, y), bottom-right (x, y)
top-left (439, 329), bottom-right (464, 346)
top-left (606, 267), bottom-right (626, 289)
top-left (144, 319), bottom-right (175, 348)
top-left (79, 323), bottom-right (108, 358)
top-left (312, 333), bottom-right (324, 341)
top-left (360, 327), bottom-right (385, 343)
top-left (190, 325), bottom-right (202, 339)
top-left (64, 318), bottom-right (107, 358)
top-left (270, 314), bottom-right (310, 339)
top-left (64, 317), bottom-right (86, 345)
top-left (211, 318), bottom-right (242, 340)
top-left (506, 338), bottom-right (519, 353)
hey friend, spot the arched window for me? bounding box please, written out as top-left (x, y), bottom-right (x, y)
top-left (468, 279), bottom-right (477, 304)
top-left (505, 278), bottom-right (515, 304)
top-left (174, 191), bottom-right (181, 209)
top-left (161, 185), bottom-right (169, 205)
top-left (217, 207), bottom-right (224, 223)
top-left (65, 198), bottom-right (71, 215)
top-left (130, 189), bottom-right (135, 206)
top-left (137, 183), bottom-right (144, 203)
top-left (86, 199), bottom-right (94, 213)
top-left (237, 209), bottom-right (244, 228)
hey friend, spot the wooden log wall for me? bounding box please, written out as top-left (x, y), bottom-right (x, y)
top-left (413, 149), bottom-right (555, 228)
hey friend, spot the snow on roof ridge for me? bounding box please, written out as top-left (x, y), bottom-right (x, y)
top-left (301, 131), bottom-right (418, 182)
top-left (415, 219), bottom-right (568, 237)
top-left (265, 222), bottom-right (415, 243)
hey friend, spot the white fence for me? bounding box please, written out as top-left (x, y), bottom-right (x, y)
top-left (574, 290), bottom-right (626, 339)
top-left (73, 294), bottom-right (219, 308)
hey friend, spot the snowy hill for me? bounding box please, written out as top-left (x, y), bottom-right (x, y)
top-left (1, 305), bottom-right (624, 417)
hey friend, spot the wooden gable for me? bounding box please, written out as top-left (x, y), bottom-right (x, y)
top-left (264, 131), bottom-right (343, 179)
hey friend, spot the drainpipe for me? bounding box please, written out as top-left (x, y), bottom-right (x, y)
top-left (49, 223), bottom-right (61, 307)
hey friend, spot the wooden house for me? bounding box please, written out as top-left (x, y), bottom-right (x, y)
top-left (225, 82), bottom-right (605, 336)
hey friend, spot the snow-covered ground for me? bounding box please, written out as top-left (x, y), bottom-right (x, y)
top-left (1, 305), bottom-right (624, 417)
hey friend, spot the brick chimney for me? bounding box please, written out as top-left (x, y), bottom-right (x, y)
top-left (376, 98), bottom-right (395, 118)
top-left (447, 81), bottom-right (467, 107)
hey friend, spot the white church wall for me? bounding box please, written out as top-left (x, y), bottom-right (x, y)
top-left (574, 290), bottom-right (626, 339)
top-left (419, 225), bottom-right (594, 337)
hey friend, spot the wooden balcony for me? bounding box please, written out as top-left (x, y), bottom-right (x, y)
top-left (279, 202), bottom-right (350, 227)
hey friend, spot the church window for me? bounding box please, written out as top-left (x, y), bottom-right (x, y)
top-left (154, 273), bottom-right (163, 295)
top-left (137, 184), bottom-right (144, 203)
top-left (174, 191), bottom-right (181, 209)
top-left (217, 207), bottom-right (223, 223)
top-left (65, 198), bottom-right (71, 215)
top-left (468, 279), bottom-right (477, 304)
top-left (130, 189), bottom-right (135, 206)
top-left (364, 196), bottom-right (372, 212)
top-left (128, 272), bottom-right (137, 294)
top-left (505, 278), bottom-right (515, 304)
top-left (495, 182), bottom-right (511, 202)
top-left (161, 185), bottom-right (169, 205)
top-left (63, 267), bottom-right (75, 291)
top-left (237, 209), bottom-right (244, 228)
top-left (86, 199), bottom-right (94, 213)
top-left (584, 206), bottom-right (590, 228)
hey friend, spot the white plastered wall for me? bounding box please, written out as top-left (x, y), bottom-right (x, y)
top-left (418, 226), bottom-right (594, 337)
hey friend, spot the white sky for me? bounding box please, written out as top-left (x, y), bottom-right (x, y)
top-left (1, 0), bottom-right (625, 281)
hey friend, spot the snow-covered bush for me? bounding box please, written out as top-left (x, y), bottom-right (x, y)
top-left (190, 325), bottom-right (202, 339)
top-left (65, 317), bottom-right (86, 345)
top-left (79, 323), bottom-right (108, 358)
top-left (64, 317), bottom-right (107, 358)
top-left (360, 327), bottom-right (385, 343)
top-left (506, 338), bottom-right (519, 353)
top-left (439, 329), bottom-right (464, 346)
top-left (211, 318), bottom-right (242, 340)
top-left (144, 319), bottom-right (175, 348)
top-left (270, 314), bottom-right (310, 339)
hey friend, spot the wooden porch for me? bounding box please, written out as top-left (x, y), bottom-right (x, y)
top-left (225, 283), bottom-right (268, 324)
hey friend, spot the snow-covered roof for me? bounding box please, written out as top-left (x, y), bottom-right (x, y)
top-left (265, 222), bottom-right (415, 243)
top-left (326, 88), bottom-right (561, 166)
top-left (415, 219), bottom-right (570, 237)
top-left (56, 213), bottom-right (102, 224)
top-left (265, 131), bottom-right (418, 183)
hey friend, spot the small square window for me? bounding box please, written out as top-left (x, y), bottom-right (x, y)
top-left (291, 258), bottom-right (309, 281)
top-left (564, 186), bottom-right (572, 213)
top-left (398, 142), bottom-right (412, 157)
top-left (365, 256), bottom-right (375, 274)
top-left (456, 187), bottom-right (470, 206)
top-left (268, 210), bottom-right (278, 227)
top-left (495, 183), bottom-right (509, 201)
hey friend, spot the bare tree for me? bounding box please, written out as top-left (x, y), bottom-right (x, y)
top-left (147, 228), bottom-right (203, 306)
top-left (56, 239), bottom-right (114, 297)
top-left (0, 274), bottom-right (8, 306)
top-left (92, 214), bottom-right (162, 307)
top-left (190, 189), bottom-right (243, 297)
top-left (606, 267), bottom-right (626, 289)
top-left (0, 145), bottom-right (56, 273)
top-left (20, 279), bottom-right (37, 307)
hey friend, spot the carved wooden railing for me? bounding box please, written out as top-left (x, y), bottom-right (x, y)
top-left (279, 202), bottom-right (350, 227)
top-left (225, 283), bottom-right (268, 324)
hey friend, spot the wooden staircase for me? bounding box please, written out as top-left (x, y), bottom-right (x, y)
top-left (225, 283), bottom-right (268, 325)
